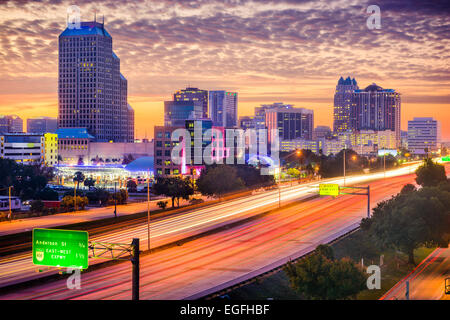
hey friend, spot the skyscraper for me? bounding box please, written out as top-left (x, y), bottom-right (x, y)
top-left (174, 87), bottom-right (208, 118)
top-left (209, 91), bottom-right (238, 128)
top-left (27, 117), bottom-right (58, 134)
top-left (164, 100), bottom-right (203, 127)
top-left (333, 76), bottom-right (359, 133)
top-left (58, 21), bottom-right (134, 142)
top-left (351, 83), bottom-right (401, 146)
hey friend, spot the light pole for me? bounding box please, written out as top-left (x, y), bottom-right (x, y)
top-left (147, 169), bottom-right (151, 251)
top-left (8, 186), bottom-right (12, 222)
top-left (343, 148), bottom-right (346, 186)
top-left (114, 181), bottom-right (117, 218)
top-left (383, 152), bottom-right (386, 178)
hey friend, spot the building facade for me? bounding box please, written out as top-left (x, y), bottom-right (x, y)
top-left (209, 91), bottom-right (238, 128)
top-left (407, 117), bottom-right (441, 155)
top-left (0, 133), bottom-right (57, 165)
top-left (333, 76), bottom-right (359, 133)
top-left (264, 104), bottom-right (314, 143)
top-left (27, 117), bottom-right (58, 134)
top-left (58, 21), bottom-right (134, 142)
top-left (351, 83), bottom-right (401, 146)
top-left (0, 115), bottom-right (23, 133)
top-left (174, 87), bottom-right (208, 118)
top-left (164, 100), bottom-right (203, 127)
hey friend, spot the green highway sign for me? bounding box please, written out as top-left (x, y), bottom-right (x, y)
top-left (442, 156), bottom-right (450, 162)
top-left (32, 228), bottom-right (89, 269)
top-left (319, 184), bottom-right (340, 196)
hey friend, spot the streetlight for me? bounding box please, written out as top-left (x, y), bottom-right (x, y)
top-left (147, 169), bottom-right (151, 251)
top-left (343, 147), bottom-right (346, 186)
top-left (114, 181), bottom-right (117, 218)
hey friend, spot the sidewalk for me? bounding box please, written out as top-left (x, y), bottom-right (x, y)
top-left (0, 196), bottom-right (200, 237)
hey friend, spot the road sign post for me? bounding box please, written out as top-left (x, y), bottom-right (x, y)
top-left (32, 228), bottom-right (89, 269)
top-left (319, 184), bottom-right (340, 196)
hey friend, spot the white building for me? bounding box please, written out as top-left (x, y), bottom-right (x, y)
top-left (407, 117), bottom-right (441, 155)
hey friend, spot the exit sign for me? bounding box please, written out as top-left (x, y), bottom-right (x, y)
top-left (319, 184), bottom-right (340, 196)
top-left (32, 228), bottom-right (89, 269)
top-left (442, 156), bottom-right (450, 162)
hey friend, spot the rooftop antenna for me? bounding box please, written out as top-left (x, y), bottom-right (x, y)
top-left (94, 9), bottom-right (97, 22)
top-left (102, 15), bottom-right (105, 26)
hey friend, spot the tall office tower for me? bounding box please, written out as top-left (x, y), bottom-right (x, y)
top-left (174, 87), bottom-right (208, 118)
top-left (58, 21), bottom-right (134, 142)
top-left (264, 104), bottom-right (314, 143)
top-left (27, 117), bottom-right (58, 134)
top-left (209, 91), bottom-right (238, 127)
top-left (351, 83), bottom-right (401, 146)
top-left (333, 76), bottom-right (359, 133)
top-left (407, 117), bottom-right (441, 155)
top-left (0, 115), bottom-right (23, 133)
top-left (164, 100), bottom-right (203, 127)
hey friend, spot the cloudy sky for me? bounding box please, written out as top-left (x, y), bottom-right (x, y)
top-left (0, 0), bottom-right (449, 139)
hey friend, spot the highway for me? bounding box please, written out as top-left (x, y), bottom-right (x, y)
top-left (381, 247), bottom-right (450, 300)
top-left (0, 168), bottom-right (427, 300)
top-left (0, 163), bottom-right (423, 289)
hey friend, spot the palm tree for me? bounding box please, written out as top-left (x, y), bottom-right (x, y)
top-left (73, 171), bottom-right (85, 190)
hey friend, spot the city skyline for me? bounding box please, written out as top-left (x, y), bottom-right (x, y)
top-left (0, 0), bottom-right (449, 140)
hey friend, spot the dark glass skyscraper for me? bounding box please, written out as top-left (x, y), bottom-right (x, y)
top-left (209, 90), bottom-right (238, 128)
top-left (333, 76), bottom-right (359, 133)
top-left (58, 21), bottom-right (134, 142)
top-left (174, 87), bottom-right (208, 118)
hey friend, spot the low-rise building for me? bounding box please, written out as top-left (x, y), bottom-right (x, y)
top-left (0, 133), bottom-right (57, 165)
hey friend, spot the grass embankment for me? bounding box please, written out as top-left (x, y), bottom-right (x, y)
top-left (226, 229), bottom-right (435, 300)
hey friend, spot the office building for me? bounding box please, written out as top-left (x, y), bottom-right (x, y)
top-left (209, 91), bottom-right (238, 127)
top-left (174, 87), bottom-right (208, 118)
top-left (351, 83), bottom-right (401, 146)
top-left (27, 117), bottom-right (58, 134)
top-left (333, 76), bottom-right (359, 133)
top-left (58, 21), bottom-right (134, 142)
top-left (0, 115), bottom-right (23, 133)
top-left (164, 100), bottom-right (203, 127)
top-left (407, 117), bottom-right (441, 155)
top-left (264, 104), bottom-right (314, 143)
top-left (314, 126), bottom-right (332, 140)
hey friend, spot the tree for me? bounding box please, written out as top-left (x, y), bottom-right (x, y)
top-left (61, 195), bottom-right (88, 211)
top-left (196, 165), bottom-right (245, 199)
top-left (30, 200), bottom-right (45, 213)
top-left (152, 177), bottom-right (194, 207)
top-left (84, 177), bottom-right (95, 190)
top-left (400, 183), bottom-right (416, 195)
top-left (113, 189), bottom-right (128, 205)
top-left (35, 187), bottom-right (59, 201)
top-left (415, 159), bottom-right (447, 187)
top-left (127, 180), bottom-right (137, 193)
top-left (284, 245), bottom-right (366, 300)
top-left (73, 171), bottom-right (85, 190)
top-left (361, 185), bottom-right (450, 264)
top-left (157, 200), bottom-right (168, 210)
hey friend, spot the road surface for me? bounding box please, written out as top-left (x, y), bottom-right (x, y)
top-left (0, 171), bottom-right (425, 300)
top-left (0, 163), bottom-right (426, 289)
top-left (381, 247), bottom-right (450, 300)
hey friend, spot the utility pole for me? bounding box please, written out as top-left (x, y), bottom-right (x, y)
top-left (367, 185), bottom-right (370, 218)
top-left (74, 183), bottom-right (77, 213)
top-left (114, 181), bottom-right (117, 218)
top-left (8, 186), bottom-right (12, 222)
top-left (147, 169), bottom-right (150, 251)
top-left (383, 152), bottom-right (386, 179)
top-left (278, 169), bottom-right (281, 208)
top-left (343, 148), bottom-right (346, 186)
top-left (131, 238), bottom-right (140, 301)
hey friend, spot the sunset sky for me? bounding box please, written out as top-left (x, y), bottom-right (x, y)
top-left (0, 0), bottom-right (449, 140)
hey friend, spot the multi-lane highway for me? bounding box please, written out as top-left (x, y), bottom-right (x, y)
top-left (381, 247), bottom-right (450, 300)
top-left (0, 166), bottom-right (432, 300)
top-left (0, 163), bottom-right (424, 289)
